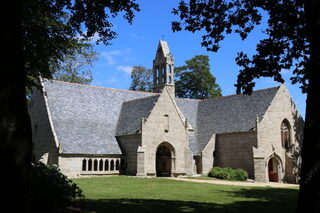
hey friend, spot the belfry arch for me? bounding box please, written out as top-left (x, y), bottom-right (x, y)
top-left (156, 142), bottom-right (175, 177)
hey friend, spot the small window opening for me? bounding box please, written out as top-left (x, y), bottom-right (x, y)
top-left (111, 160), bottom-right (115, 170)
top-left (164, 114), bottom-right (169, 132)
top-left (105, 159), bottom-right (109, 171)
top-left (94, 159), bottom-right (98, 171)
top-left (82, 159), bottom-right (87, 171)
top-left (99, 159), bottom-right (103, 171)
top-left (116, 159), bottom-right (120, 170)
top-left (88, 159), bottom-right (92, 171)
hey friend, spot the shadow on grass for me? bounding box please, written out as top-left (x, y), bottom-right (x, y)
top-left (72, 187), bottom-right (298, 213)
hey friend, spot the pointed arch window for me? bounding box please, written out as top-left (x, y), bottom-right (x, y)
top-left (281, 119), bottom-right (291, 150)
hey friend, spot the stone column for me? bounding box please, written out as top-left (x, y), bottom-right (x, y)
top-left (136, 146), bottom-right (146, 176)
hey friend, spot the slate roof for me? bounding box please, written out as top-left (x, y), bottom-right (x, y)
top-left (42, 80), bottom-right (157, 155)
top-left (178, 87), bottom-right (280, 154)
top-left (116, 95), bottom-right (160, 136)
top-left (40, 79), bottom-right (279, 155)
top-left (175, 99), bottom-right (199, 154)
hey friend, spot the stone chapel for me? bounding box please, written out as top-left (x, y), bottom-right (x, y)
top-left (29, 41), bottom-right (304, 183)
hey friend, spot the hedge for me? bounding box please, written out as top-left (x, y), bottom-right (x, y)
top-left (208, 167), bottom-right (248, 181)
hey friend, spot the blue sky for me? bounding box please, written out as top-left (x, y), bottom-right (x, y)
top-left (89, 0), bottom-right (306, 118)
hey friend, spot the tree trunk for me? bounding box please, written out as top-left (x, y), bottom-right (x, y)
top-left (296, 0), bottom-right (320, 212)
top-left (0, 1), bottom-right (32, 212)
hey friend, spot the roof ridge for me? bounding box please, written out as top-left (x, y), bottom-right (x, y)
top-left (43, 79), bottom-right (159, 95)
top-left (175, 97), bottom-right (201, 101)
top-left (174, 86), bottom-right (280, 102)
top-left (123, 94), bottom-right (160, 103)
top-left (201, 86), bottom-right (280, 102)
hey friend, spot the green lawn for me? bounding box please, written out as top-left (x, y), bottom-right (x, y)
top-left (72, 176), bottom-right (298, 213)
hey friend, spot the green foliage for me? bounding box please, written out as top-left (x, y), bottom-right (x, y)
top-left (233, 169), bottom-right (249, 181)
top-left (172, 0), bottom-right (308, 94)
top-left (172, 1), bottom-right (320, 211)
top-left (175, 55), bottom-right (221, 99)
top-left (23, 0), bottom-right (140, 89)
top-left (52, 43), bottom-right (98, 85)
top-left (129, 66), bottom-right (153, 92)
top-left (208, 167), bottom-right (248, 181)
top-left (30, 162), bottom-right (84, 212)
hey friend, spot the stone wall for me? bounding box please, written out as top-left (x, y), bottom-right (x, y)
top-left (141, 86), bottom-right (193, 176)
top-left (28, 87), bottom-right (59, 165)
top-left (116, 134), bottom-right (141, 175)
top-left (214, 131), bottom-right (257, 179)
top-left (201, 134), bottom-right (216, 175)
top-left (256, 85), bottom-right (303, 183)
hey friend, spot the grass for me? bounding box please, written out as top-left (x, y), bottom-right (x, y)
top-left (72, 175), bottom-right (298, 213)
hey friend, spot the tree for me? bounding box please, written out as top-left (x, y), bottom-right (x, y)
top-left (129, 66), bottom-right (153, 92)
top-left (175, 55), bottom-right (221, 99)
top-left (172, 0), bottom-right (320, 212)
top-left (1, 0), bottom-right (140, 212)
top-left (52, 42), bottom-right (98, 85)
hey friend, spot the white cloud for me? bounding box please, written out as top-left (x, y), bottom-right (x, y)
top-left (124, 47), bottom-right (133, 55)
top-left (117, 65), bottom-right (133, 74)
top-left (106, 77), bottom-right (117, 83)
top-left (129, 33), bottom-right (144, 39)
top-left (88, 32), bottom-right (100, 43)
top-left (93, 81), bottom-right (103, 85)
top-left (77, 31), bottom-right (100, 43)
top-left (101, 50), bottom-right (122, 65)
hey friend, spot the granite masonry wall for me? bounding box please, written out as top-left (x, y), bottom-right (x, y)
top-left (255, 85), bottom-right (303, 183)
top-left (140, 86), bottom-right (194, 176)
top-left (28, 87), bottom-right (59, 165)
top-left (214, 131), bottom-right (257, 179)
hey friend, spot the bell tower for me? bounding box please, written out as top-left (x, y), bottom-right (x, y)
top-left (152, 40), bottom-right (175, 96)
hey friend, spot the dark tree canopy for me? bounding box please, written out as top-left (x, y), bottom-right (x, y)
top-left (172, 0), bottom-right (320, 212)
top-left (172, 0), bottom-right (309, 94)
top-left (1, 0), bottom-right (140, 212)
top-left (23, 0), bottom-right (140, 87)
top-left (129, 66), bottom-right (153, 92)
top-left (175, 55), bottom-right (222, 99)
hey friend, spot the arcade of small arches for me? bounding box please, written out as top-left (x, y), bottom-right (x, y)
top-left (81, 158), bottom-right (120, 172)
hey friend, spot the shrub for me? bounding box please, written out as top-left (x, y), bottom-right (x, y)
top-left (208, 167), bottom-right (248, 181)
top-left (30, 162), bottom-right (84, 212)
top-left (233, 168), bottom-right (249, 181)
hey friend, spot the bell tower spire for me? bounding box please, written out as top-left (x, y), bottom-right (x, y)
top-left (152, 40), bottom-right (175, 96)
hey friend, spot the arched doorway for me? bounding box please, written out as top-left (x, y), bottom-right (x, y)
top-left (268, 157), bottom-right (280, 182)
top-left (156, 143), bottom-right (174, 177)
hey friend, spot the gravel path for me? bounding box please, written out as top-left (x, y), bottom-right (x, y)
top-left (169, 177), bottom-right (299, 188)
